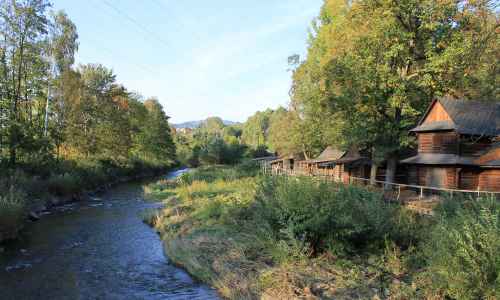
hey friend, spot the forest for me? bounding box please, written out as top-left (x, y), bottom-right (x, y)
top-left (0, 0), bottom-right (176, 240)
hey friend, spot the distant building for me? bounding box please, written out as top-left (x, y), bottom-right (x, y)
top-left (401, 97), bottom-right (500, 191)
top-left (252, 156), bottom-right (278, 171)
top-left (175, 127), bottom-right (193, 135)
top-left (301, 146), bottom-right (371, 183)
top-left (270, 153), bottom-right (306, 173)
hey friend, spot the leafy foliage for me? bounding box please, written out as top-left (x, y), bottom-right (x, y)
top-left (146, 166), bottom-right (500, 299)
top-left (422, 198), bottom-right (500, 299)
top-left (0, 1), bottom-right (177, 240)
top-left (255, 176), bottom-right (398, 253)
top-left (174, 117), bottom-right (247, 166)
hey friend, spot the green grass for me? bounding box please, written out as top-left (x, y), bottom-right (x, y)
top-left (145, 166), bottom-right (386, 298)
top-left (145, 165), bottom-right (500, 299)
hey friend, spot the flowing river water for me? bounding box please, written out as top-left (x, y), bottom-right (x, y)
top-left (0, 169), bottom-right (219, 300)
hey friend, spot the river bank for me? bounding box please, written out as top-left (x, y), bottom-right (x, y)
top-left (145, 165), bottom-right (500, 299)
top-left (0, 169), bottom-right (219, 299)
top-left (0, 159), bottom-right (175, 243)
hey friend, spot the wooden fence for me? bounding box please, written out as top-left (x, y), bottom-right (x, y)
top-left (263, 166), bottom-right (500, 213)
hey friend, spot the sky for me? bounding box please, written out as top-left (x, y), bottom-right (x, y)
top-left (51, 0), bottom-right (323, 123)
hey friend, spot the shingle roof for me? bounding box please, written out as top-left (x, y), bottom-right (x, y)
top-left (400, 154), bottom-right (476, 165)
top-left (481, 160), bottom-right (500, 167)
top-left (410, 120), bottom-right (455, 132)
top-left (270, 152), bottom-right (306, 164)
top-left (307, 146), bottom-right (346, 163)
top-left (411, 97), bottom-right (500, 136)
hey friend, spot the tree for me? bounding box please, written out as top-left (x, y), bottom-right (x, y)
top-left (242, 109), bottom-right (273, 148)
top-left (0, 0), bottom-right (52, 164)
top-left (0, 1), bottom-right (177, 171)
top-left (267, 107), bottom-right (305, 157)
top-left (141, 98), bottom-right (176, 164)
top-left (290, 0), bottom-right (499, 183)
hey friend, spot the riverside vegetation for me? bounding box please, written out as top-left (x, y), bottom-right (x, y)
top-left (0, 1), bottom-right (176, 242)
top-left (145, 164), bottom-right (500, 300)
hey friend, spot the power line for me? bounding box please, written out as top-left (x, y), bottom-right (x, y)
top-left (99, 0), bottom-right (170, 49)
top-left (151, 0), bottom-right (169, 10)
top-left (82, 34), bottom-right (158, 76)
top-left (146, 0), bottom-right (204, 43)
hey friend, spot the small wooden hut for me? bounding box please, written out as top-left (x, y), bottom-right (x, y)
top-left (302, 146), bottom-right (371, 183)
top-left (299, 146), bottom-right (346, 176)
top-left (252, 156), bottom-right (278, 172)
top-left (269, 153), bottom-right (306, 174)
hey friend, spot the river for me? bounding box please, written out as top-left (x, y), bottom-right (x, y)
top-left (0, 169), bottom-right (219, 300)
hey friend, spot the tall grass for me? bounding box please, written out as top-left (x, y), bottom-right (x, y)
top-left (0, 186), bottom-right (26, 237)
top-left (421, 197), bottom-right (500, 299)
top-left (145, 165), bottom-right (500, 299)
top-left (255, 176), bottom-right (398, 254)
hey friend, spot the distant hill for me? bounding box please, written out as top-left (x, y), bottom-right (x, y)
top-left (173, 119), bottom-right (239, 129)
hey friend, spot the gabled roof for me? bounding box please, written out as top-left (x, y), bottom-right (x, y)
top-left (307, 146), bottom-right (346, 163)
top-left (411, 97), bottom-right (500, 136)
top-left (270, 152), bottom-right (306, 164)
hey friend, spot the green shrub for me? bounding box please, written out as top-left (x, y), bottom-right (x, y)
top-left (0, 186), bottom-right (26, 234)
top-left (178, 163), bottom-right (259, 185)
top-left (255, 176), bottom-right (397, 253)
top-left (422, 197), bottom-right (500, 299)
top-left (46, 173), bottom-right (82, 196)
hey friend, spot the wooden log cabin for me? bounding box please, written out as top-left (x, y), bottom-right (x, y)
top-left (269, 153), bottom-right (306, 173)
top-left (299, 146), bottom-right (345, 176)
top-left (401, 97), bottom-right (500, 192)
top-left (301, 146), bottom-right (371, 183)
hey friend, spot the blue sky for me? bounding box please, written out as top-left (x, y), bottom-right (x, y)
top-left (51, 0), bottom-right (322, 123)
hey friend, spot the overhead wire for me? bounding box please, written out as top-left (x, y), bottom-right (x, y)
top-left (82, 35), bottom-right (158, 76)
top-left (98, 0), bottom-right (171, 50)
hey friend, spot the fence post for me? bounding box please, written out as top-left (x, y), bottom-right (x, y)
top-left (420, 187), bottom-right (424, 199)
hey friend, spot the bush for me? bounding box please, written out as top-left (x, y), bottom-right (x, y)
top-left (0, 186), bottom-right (26, 235)
top-left (422, 197), bottom-right (500, 299)
top-left (178, 163), bottom-right (259, 185)
top-left (46, 173), bottom-right (82, 196)
top-left (255, 176), bottom-right (397, 253)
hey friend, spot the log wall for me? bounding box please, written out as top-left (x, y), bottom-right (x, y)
top-left (459, 169), bottom-right (480, 190)
top-left (415, 166), bottom-right (458, 189)
top-left (479, 169), bottom-right (500, 192)
top-left (418, 132), bottom-right (458, 154)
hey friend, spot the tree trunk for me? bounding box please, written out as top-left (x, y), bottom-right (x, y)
top-left (370, 163), bottom-right (378, 186)
top-left (385, 155), bottom-right (398, 190)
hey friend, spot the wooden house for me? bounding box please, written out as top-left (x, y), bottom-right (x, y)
top-left (401, 97), bottom-right (500, 191)
top-left (299, 146), bottom-right (345, 176)
top-left (252, 156), bottom-right (278, 172)
top-left (302, 146), bottom-right (371, 183)
top-left (270, 153), bottom-right (306, 173)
